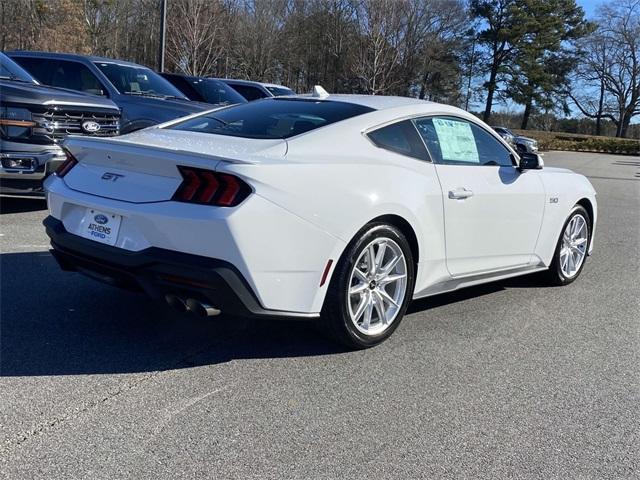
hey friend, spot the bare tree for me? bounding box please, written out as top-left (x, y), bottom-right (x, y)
top-left (599, 0), bottom-right (640, 137)
top-left (1, 0), bottom-right (87, 53)
top-left (166, 0), bottom-right (227, 76)
top-left (229, 0), bottom-right (289, 80)
top-left (83, 0), bottom-right (117, 55)
top-left (353, 0), bottom-right (406, 94)
top-left (0, 0), bottom-right (43, 51)
top-left (573, 0), bottom-right (640, 138)
top-left (0, 0), bottom-right (472, 105)
top-left (570, 31), bottom-right (613, 136)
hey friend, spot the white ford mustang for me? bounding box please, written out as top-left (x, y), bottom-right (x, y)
top-left (44, 92), bottom-right (597, 348)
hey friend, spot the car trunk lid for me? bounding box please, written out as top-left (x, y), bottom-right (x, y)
top-left (62, 129), bottom-right (287, 203)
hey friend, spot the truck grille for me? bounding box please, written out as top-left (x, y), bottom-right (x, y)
top-left (32, 109), bottom-right (120, 141)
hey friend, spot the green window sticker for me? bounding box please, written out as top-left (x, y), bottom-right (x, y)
top-left (432, 118), bottom-right (479, 164)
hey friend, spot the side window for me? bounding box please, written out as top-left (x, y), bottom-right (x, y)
top-left (49, 60), bottom-right (106, 96)
top-left (230, 84), bottom-right (266, 101)
top-left (367, 120), bottom-right (430, 161)
top-left (12, 57), bottom-right (57, 84)
top-left (414, 117), bottom-right (514, 167)
top-left (170, 76), bottom-right (203, 101)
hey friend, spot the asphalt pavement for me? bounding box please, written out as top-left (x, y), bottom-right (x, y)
top-left (1, 151), bottom-right (638, 479)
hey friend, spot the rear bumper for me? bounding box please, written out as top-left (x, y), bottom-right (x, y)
top-left (44, 216), bottom-right (319, 320)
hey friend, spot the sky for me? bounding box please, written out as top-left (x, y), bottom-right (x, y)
top-left (577, 0), bottom-right (602, 18)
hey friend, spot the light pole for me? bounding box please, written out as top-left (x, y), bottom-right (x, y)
top-left (465, 37), bottom-right (476, 112)
top-left (158, 0), bottom-right (167, 72)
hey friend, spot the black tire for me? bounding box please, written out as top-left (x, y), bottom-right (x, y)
top-left (321, 223), bottom-right (415, 349)
top-left (545, 205), bottom-right (591, 286)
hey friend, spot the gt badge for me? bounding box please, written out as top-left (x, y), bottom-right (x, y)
top-left (101, 172), bottom-right (124, 182)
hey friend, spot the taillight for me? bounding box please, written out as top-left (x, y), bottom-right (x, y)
top-left (55, 147), bottom-right (78, 178)
top-left (173, 166), bottom-right (251, 207)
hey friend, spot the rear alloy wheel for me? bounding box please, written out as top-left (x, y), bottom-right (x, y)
top-left (546, 205), bottom-right (591, 286)
top-left (322, 223), bottom-right (415, 349)
top-left (347, 237), bottom-right (407, 336)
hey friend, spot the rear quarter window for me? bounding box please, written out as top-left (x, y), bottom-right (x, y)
top-left (169, 98), bottom-right (374, 139)
top-left (367, 120), bottom-right (429, 161)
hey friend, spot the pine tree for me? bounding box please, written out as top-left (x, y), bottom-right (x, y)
top-left (505, 0), bottom-right (594, 129)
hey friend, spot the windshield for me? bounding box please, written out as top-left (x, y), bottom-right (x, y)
top-left (0, 53), bottom-right (37, 83)
top-left (191, 78), bottom-right (247, 105)
top-left (170, 98), bottom-right (374, 139)
top-left (266, 86), bottom-right (295, 97)
top-left (94, 62), bottom-right (187, 98)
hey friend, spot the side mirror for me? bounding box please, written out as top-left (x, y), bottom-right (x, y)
top-left (518, 152), bottom-right (544, 171)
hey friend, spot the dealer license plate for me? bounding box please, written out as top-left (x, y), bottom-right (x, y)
top-left (81, 208), bottom-right (122, 246)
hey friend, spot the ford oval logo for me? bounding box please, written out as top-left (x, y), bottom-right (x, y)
top-left (94, 214), bottom-right (108, 225)
top-left (82, 120), bottom-right (101, 133)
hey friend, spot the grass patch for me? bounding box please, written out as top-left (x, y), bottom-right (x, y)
top-left (513, 130), bottom-right (640, 155)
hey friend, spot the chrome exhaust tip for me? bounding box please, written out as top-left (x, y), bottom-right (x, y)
top-left (186, 298), bottom-right (221, 318)
top-left (165, 294), bottom-right (188, 313)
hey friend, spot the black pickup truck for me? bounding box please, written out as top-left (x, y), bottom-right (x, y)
top-left (0, 52), bottom-right (120, 197)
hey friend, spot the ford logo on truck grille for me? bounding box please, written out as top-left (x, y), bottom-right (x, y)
top-left (81, 120), bottom-right (101, 133)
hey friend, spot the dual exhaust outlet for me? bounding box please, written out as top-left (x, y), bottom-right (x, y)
top-left (165, 294), bottom-right (221, 318)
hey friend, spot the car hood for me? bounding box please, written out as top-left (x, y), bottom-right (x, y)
top-left (516, 135), bottom-right (536, 143)
top-left (0, 79), bottom-right (119, 111)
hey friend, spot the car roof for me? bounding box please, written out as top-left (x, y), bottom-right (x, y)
top-left (296, 94), bottom-right (432, 110)
top-left (8, 51), bottom-right (149, 68)
top-left (221, 78), bottom-right (290, 89)
top-left (248, 96), bottom-right (474, 130)
top-left (163, 72), bottom-right (224, 82)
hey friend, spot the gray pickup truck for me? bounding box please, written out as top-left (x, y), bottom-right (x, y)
top-left (1, 52), bottom-right (120, 197)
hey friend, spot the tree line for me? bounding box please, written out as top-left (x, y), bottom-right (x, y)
top-left (1, 0), bottom-right (638, 138)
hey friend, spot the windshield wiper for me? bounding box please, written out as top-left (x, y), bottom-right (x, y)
top-left (123, 91), bottom-right (165, 98)
top-left (160, 95), bottom-right (189, 101)
top-left (124, 91), bottom-right (189, 101)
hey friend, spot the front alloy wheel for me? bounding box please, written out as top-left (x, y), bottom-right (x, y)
top-left (546, 205), bottom-right (591, 285)
top-left (559, 213), bottom-right (589, 278)
top-left (322, 223), bottom-right (415, 349)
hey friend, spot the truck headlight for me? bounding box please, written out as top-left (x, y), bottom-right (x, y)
top-left (0, 106), bottom-right (36, 140)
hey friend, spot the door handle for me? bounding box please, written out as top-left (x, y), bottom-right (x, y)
top-left (448, 188), bottom-right (474, 200)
